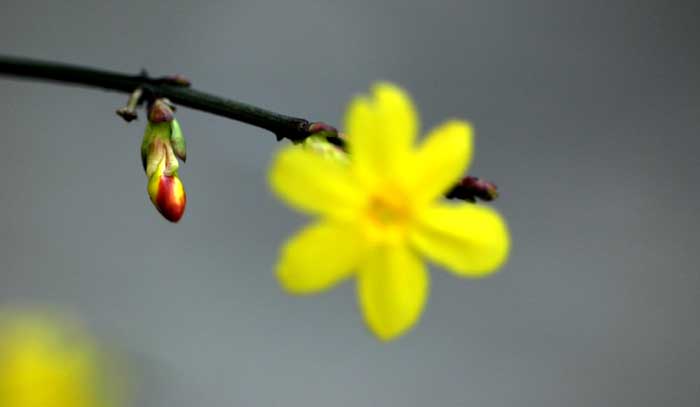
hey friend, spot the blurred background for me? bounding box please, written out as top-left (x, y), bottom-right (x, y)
top-left (0, 0), bottom-right (698, 406)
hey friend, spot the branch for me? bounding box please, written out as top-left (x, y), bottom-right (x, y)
top-left (0, 54), bottom-right (498, 202)
top-left (0, 55), bottom-right (311, 142)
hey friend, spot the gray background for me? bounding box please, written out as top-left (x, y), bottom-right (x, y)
top-left (1, 0), bottom-right (699, 406)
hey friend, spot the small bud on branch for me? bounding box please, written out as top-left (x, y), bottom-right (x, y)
top-left (446, 176), bottom-right (499, 202)
top-left (155, 74), bottom-right (191, 87)
top-left (141, 98), bottom-right (188, 222)
top-left (115, 87), bottom-right (143, 122)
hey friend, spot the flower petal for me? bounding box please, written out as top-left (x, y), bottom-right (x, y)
top-left (357, 245), bottom-right (428, 341)
top-left (411, 203), bottom-right (510, 277)
top-left (345, 82), bottom-right (419, 183)
top-left (409, 120), bottom-right (473, 203)
top-left (269, 145), bottom-right (363, 219)
top-left (277, 221), bottom-right (368, 294)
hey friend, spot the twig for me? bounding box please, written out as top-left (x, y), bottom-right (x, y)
top-left (0, 54), bottom-right (498, 202)
top-left (0, 55), bottom-right (310, 142)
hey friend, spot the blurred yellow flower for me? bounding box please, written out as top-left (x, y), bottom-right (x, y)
top-left (0, 313), bottom-right (109, 407)
top-left (269, 82), bottom-right (510, 341)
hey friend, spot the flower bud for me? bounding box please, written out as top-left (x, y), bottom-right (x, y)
top-left (141, 98), bottom-right (189, 222)
top-left (160, 74), bottom-right (191, 87)
top-left (147, 159), bottom-right (186, 223)
top-left (446, 176), bottom-right (499, 202)
top-left (462, 176), bottom-right (499, 201)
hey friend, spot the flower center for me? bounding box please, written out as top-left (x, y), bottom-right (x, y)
top-left (364, 187), bottom-right (412, 243)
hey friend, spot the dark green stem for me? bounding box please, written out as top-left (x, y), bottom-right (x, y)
top-left (0, 55), bottom-right (310, 141)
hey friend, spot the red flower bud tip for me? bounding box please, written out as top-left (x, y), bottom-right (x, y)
top-left (147, 168), bottom-right (187, 223)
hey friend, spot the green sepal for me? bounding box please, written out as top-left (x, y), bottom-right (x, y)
top-left (141, 122), bottom-right (171, 172)
top-left (164, 142), bottom-right (180, 176)
top-left (170, 119), bottom-right (187, 162)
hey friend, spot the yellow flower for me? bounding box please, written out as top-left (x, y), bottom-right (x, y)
top-left (269, 82), bottom-right (510, 341)
top-left (0, 313), bottom-right (112, 407)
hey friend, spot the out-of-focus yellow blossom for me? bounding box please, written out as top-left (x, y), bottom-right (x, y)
top-left (0, 313), bottom-right (111, 407)
top-left (269, 82), bottom-right (510, 341)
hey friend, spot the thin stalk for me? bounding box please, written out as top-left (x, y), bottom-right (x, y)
top-left (0, 55), bottom-right (310, 141)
